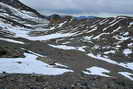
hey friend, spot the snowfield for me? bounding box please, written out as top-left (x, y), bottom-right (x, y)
top-left (83, 66), bottom-right (110, 77)
top-left (0, 53), bottom-right (73, 75)
top-left (1, 23), bottom-right (75, 41)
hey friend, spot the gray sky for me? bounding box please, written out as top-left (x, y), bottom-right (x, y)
top-left (20, 0), bottom-right (133, 17)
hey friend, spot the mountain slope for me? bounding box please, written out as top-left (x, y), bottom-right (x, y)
top-left (0, 0), bottom-right (133, 89)
top-left (46, 16), bottom-right (133, 62)
top-left (0, 0), bottom-right (45, 18)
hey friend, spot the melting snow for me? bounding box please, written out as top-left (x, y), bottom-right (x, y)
top-left (123, 49), bottom-right (132, 56)
top-left (83, 66), bottom-right (110, 77)
top-left (83, 36), bottom-right (93, 41)
top-left (87, 27), bottom-right (97, 33)
top-left (128, 22), bottom-right (133, 27)
top-left (90, 24), bottom-right (96, 28)
top-left (54, 63), bottom-right (68, 68)
top-left (93, 33), bottom-right (110, 39)
top-left (87, 53), bottom-right (133, 70)
top-left (119, 72), bottom-right (133, 81)
top-left (99, 19), bottom-right (109, 25)
top-left (111, 26), bottom-right (121, 33)
top-left (50, 27), bottom-right (56, 30)
top-left (49, 44), bottom-right (86, 52)
top-left (104, 50), bottom-right (115, 54)
top-left (110, 20), bottom-right (120, 27)
top-left (120, 63), bottom-right (133, 70)
top-left (123, 32), bottom-right (129, 36)
top-left (0, 53), bottom-right (73, 75)
top-left (0, 18), bottom-right (75, 41)
top-left (25, 33), bottom-right (74, 41)
top-left (3, 25), bottom-right (74, 41)
top-left (0, 38), bottom-right (24, 44)
top-left (109, 19), bottom-right (117, 24)
top-left (119, 35), bottom-right (130, 41)
top-left (0, 2), bottom-right (35, 20)
top-left (87, 53), bottom-right (118, 64)
top-left (58, 21), bottom-right (67, 27)
top-left (130, 22), bottom-right (133, 25)
top-left (128, 43), bottom-right (133, 47)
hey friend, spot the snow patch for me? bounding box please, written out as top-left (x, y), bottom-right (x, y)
top-left (119, 72), bottom-right (133, 81)
top-left (128, 43), bottom-right (133, 47)
top-left (55, 63), bottom-right (68, 68)
top-left (111, 26), bottom-right (121, 33)
top-left (123, 49), bottom-right (132, 56)
top-left (87, 53), bottom-right (118, 64)
top-left (49, 44), bottom-right (86, 52)
top-left (87, 27), bottom-right (97, 33)
top-left (119, 63), bottom-right (133, 70)
top-left (87, 53), bottom-right (133, 70)
top-left (104, 50), bottom-right (115, 54)
top-left (25, 33), bottom-right (74, 41)
top-left (0, 38), bottom-right (24, 44)
top-left (93, 33), bottom-right (110, 39)
top-left (0, 53), bottom-right (73, 75)
top-left (58, 21), bottom-right (67, 27)
top-left (128, 22), bottom-right (133, 27)
top-left (83, 66), bottom-right (110, 77)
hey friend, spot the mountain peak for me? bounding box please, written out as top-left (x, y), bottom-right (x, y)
top-left (0, 0), bottom-right (45, 18)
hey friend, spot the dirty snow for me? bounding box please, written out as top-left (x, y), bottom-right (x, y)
top-left (83, 66), bottom-right (110, 77)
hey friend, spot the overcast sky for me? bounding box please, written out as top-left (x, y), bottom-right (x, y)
top-left (20, 0), bottom-right (133, 17)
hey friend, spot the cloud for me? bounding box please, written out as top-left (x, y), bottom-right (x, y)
top-left (20, 0), bottom-right (133, 16)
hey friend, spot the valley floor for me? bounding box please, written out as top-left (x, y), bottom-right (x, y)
top-left (0, 38), bottom-right (133, 89)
